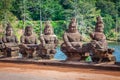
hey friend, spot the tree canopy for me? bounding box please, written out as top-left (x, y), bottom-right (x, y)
top-left (0, 0), bottom-right (120, 41)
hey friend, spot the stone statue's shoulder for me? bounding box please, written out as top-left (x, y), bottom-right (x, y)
top-left (12, 34), bottom-right (17, 37)
top-left (52, 34), bottom-right (57, 38)
top-left (64, 31), bottom-right (69, 35)
top-left (40, 34), bottom-right (44, 37)
top-left (32, 34), bottom-right (37, 37)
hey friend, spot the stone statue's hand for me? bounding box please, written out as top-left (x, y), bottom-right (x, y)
top-left (23, 44), bottom-right (29, 49)
top-left (69, 46), bottom-right (76, 51)
top-left (42, 44), bottom-right (45, 48)
top-left (23, 44), bottom-right (26, 47)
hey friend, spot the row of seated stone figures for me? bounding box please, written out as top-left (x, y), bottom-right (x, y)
top-left (61, 16), bottom-right (115, 63)
top-left (0, 21), bottom-right (58, 59)
top-left (0, 16), bottom-right (116, 63)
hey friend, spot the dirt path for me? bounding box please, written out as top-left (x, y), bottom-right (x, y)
top-left (0, 62), bottom-right (119, 80)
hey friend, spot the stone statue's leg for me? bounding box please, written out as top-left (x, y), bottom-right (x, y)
top-left (49, 49), bottom-right (56, 59)
top-left (61, 43), bottom-right (67, 53)
top-left (20, 48), bottom-right (27, 58)
top-left (25, 49), bottom-right (34, 58)
top-left (6, 48), bottom-right (11, 57)
top-left (3, 49), bottom-right (7, 57)
top-left (33, 50), bottom-right (37, 58)
top-left (11, 50), bottom-right (19, 58)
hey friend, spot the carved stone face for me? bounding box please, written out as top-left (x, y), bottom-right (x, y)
top-left (69, 26), bottom-right (77, 33)
top-left (44, 28), bottom-right (52, 35)
top-left (95, 24), bottom-right (104, 32)
top-left (25, 27), bottom-right (32, 36)
top-left (68, 17), bottom-right (77, 33)
top-left (6, 28), bottom-right (13, 36)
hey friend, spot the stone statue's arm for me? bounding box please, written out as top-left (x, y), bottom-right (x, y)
top-left (63, 32), bottom-right (72, 47)
top-left (80, 34), bottom-right (83, 41)
top-left (15, 35), bottom-right (19, 43)
top-left (35, 36), bottom-right (38, 44)
top-left (99, 35), bottom-right (107, 43)
top-left (39, 35), bottom-right (45, 46)
top-left (2, 35), bottom-right (7, 43)
top-left (89, 33), bottom-right (94, 40)
top-left (103, 34), bottom-right (106, 40)
top-left (19, 36), bottom-right (29, 49)
top-left (20, 35), bottom-right (25, 44)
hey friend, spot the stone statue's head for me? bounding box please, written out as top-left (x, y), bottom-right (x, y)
top-left (44, 27), bottom-right (53, 35)
top-left (68, 17), bottom-right (77, 33)
top-left (25, 25), bottom-right (33, 36)
top-left (44, 21), bottom-right (52, 28)
top-left (96, 16), bottom-right (103, 24)
top-left (95, 23), bottom-right (104, 32)
top-left (44, 21), bottom-right (53, 35)
top-left (95, 16), bottom-right (104, 32)
top-left (5, 23), bottom-right (13, 36)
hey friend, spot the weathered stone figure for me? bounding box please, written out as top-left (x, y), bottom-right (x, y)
top-left (20, 26), bottom-right (38, 58)
top-left (90, 16), bottom-right (115, 62)
top-left (61, 18), bottom-right (84, 61)
top-left (90, 16), bottom-right (107, 51)
top-left (38, 21), bottom-right (58, 59)
top-left (2, 23), bottom-right (19, 57)
top-left (0, 38), bottom-right (4, 57)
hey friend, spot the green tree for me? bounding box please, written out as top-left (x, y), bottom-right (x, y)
top-left (12, 0), bottom-right (32, 20)
top-left (96, 0), bottom-right (117, 19)
top-left (103, 14), bottom-right (115, 34)
top-left (0, 0), bottom-right (17, 25)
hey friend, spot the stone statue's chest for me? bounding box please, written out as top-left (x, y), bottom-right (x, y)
top-left (67, 33), bottom-right (81, 42)
top-left (94, 33), bottom-right (105, 40)
top-left (43, 35), bottom-right (55, 43)
top-left (6, 36), bottom-right (15, 42)
top-left (25, 36), bottom-right (36, 44)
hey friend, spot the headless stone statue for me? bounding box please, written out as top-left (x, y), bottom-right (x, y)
top-left (20, 26), bottom-right (38, 58)
top-left (38, 21), bottom-right (58, 59)
top-left (2, 23), bottom-right (19, 57)
top-left (61, 18), bottom-right (83, 61)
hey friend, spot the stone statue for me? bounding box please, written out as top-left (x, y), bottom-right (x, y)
top-left (20, 26), bottom-right (38, 58)
top-left (0, 38), bottom-right (4, 57)
top-left (37, 21), bottom-right (58, 59)
top-left (61, 18), bottom-right (84, 61)
top-left (90, 16), bottom-right (115, 63)
top-left (2, 23), bottom-right (19, 57)
top-left (90, 16), bottom-right (108, 51)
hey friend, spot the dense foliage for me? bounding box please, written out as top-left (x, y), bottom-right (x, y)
top-left (0, 0), bottom-right (120, 41)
